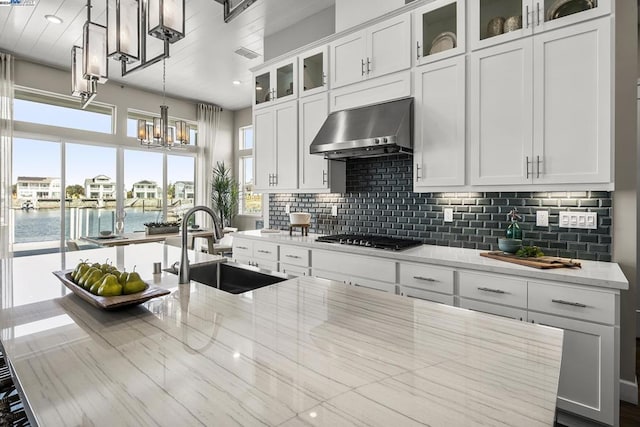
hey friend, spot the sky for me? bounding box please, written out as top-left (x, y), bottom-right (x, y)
top-left (12, 100), bottom-right (195, 190)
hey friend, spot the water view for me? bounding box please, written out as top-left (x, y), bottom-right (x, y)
top-left (13, 207), bottom-right (166, 243)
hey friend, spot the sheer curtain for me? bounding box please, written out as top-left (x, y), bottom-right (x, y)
top-left (0, 53), bottom-right (13, 258)
top-left (196, 103), bottom-right (222, 238)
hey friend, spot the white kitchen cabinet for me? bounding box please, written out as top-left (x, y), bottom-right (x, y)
top-left (329, 13), bottom-right (411, 89)
top-left (470, 18), bottom-right (611, 186)
top-left (299, 45), bottom-right (328, 98)
top-left (414, 55), bottom-right (466, 189)
top-left (458, 270), bottom-right (528, 309)
top-left (400, 286), bottom-right (455, 306)
top-left (232, 237), bottom-right (279, 270)
top-left (528, 311), bottom-right (617, 426)
top-left (459, 298), bottom-right (528, 321)
top-left (313, 249), bottom-right (396, 294)
top-left (298, 93), bottom-right (346, 192)
top-left (470, 0), bottom-right (611, 51)
top-left (253, 57), bottom-right (298, 109)
top-left (329, 70), bottom-right (412, 113)
top-left (413, 0), bottom-right (466, 66)
top-left (253, 100), bottom-right (298, 192)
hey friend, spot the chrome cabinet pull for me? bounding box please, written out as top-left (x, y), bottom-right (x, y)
top-left (413, 276), bottom-right (437, 282)
top-left (552, 299), bottom-right (587, 308)
top-left (257, 250), bottom-right (271, 254)
top-left (361, 59), bottom-right (366, 76)
top-left (536, 2), bottom-right (540, 26)
top-left (416, 41), bottom-right (421, 60)
top-left (236, 246), bottom-right (248, 250)
top-left (367, 57), bottom-right (372, 74)
top-left (285, 254), bottom-right (301, 259)
top-left (536, 155), bottom-right (541, 178)
top-left (526, 5), bottom-right (530, 28)
top-left (322, 72), bottom-right (327, 86)
top-left (526, 156), bottom-right (531, 179)
top-left (322, 170), bottom-right (327, 185)
top-left (415, 163), bottom-right (422, 181)
top-left (477, 287), bottom-right (506, 294)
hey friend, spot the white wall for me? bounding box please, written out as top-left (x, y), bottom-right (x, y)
top-left (264, 6), bottom-right (335, 61)
top-left (335, 0), bottom-right (405, 32)
top-left (614, 0), bottom-right (638, 388)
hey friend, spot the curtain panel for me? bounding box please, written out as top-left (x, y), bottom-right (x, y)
top-left (0, 53), bottom-right (13, 258)
top-left (196, 103), bottom-right (222, 235)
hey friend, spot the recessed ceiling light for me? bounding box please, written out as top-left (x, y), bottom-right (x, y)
top-left (45, 15), bottom-right (63, 24)
top-left (232, 80), bottom-right (241, 85)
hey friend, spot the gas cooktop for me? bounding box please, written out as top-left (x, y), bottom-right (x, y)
top-left (315, 234), bottom-right (422, 251)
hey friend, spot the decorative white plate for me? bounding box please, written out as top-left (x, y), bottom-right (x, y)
top-left (546, 0), bottom-right (596, 21)
top-left (429, 32), bottom-right (457, 55)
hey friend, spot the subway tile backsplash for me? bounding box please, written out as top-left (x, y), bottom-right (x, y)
top-left (269, 154), bottom-right (612, 261)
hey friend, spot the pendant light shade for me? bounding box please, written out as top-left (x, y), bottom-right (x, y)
top-left (107, 0), bottom-right (139, 63)
top-left (83, 21), bottom-right (108, 83)
top-left (175, 120), bottom-right (189, 145)
top-left (71, 46), bottom-right (90, 97)
top-left (148, 0), bottom-right (185, 43)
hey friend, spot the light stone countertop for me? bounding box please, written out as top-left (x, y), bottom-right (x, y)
top-left (0, 243), bottom-right (563, 426)
top-left (234, 230), bottom-right (629, 290)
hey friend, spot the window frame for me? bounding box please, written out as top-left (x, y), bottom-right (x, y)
top-left (237, 125), bottom-right (261, 216)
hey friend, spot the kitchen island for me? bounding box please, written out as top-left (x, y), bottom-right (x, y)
top-left (0, 243), bottom-right (563, 426)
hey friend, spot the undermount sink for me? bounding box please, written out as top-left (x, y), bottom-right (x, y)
top-left (166, 261), bottom-right (288, 294)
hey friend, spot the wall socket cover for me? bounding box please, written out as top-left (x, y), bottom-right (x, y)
top-left (285, 204), bottom-right (290, 214)
top-left (559, 211), bottom-right (597, 229)
top-left (444, 208), bottom-right (453, 222)
top-left (536, 210), bottom-right (549, 227)
top-left (331, 205), bottom-right (338, 217)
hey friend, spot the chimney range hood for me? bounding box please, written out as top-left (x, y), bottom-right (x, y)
top-left (310, 97), bottom-right (413, 160)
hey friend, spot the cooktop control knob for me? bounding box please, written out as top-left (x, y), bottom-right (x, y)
top-left (382, 137), bottom-right (388, 143)
top-left (373, 138), bottom-right (380, 144)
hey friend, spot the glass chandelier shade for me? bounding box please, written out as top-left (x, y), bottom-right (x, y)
top-left (83, 21), bottom-right (108, 83)
top-left (107, 0), bottom-right (139, 63)
top-left (175, 120), bottom-right (189, 144)
top-left (71, 46), bottom-right (91, 97)
top-left (148, 0), bottom-right (185, 43)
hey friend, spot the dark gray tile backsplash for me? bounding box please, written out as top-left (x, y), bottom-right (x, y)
top-left (269, 154), bottom-right (612, 261)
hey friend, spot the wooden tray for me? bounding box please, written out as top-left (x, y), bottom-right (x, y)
top-left (53, 270), bottom-right (170, 310)
top-left (480, 251), bottom-right (582, 269)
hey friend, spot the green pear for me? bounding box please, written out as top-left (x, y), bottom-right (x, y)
top-left (72, 261), bottom-right (88, 281)
top-left (97, 274), bottom-right (122, 297)
top-left (91, 262), bottom-right (101, 269)
top-left (78, 267), bottom-right (99, 287)
top-left (73, 263), bottom-right (90, 282)
top-left (123, 275), bottom-right (147, 295)
top-left (117, 270), bottom-right (128, 286)
top-left (84, 270), bottom-right (104, 291)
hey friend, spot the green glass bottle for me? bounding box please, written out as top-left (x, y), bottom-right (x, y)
top-left (506, 208), bottom-right (522, 239)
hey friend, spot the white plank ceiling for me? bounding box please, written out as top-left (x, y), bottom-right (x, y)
top-left (0, 0), bottom-right (335, 110)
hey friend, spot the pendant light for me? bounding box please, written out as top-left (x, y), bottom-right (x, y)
top-left (107, 0), bottom-right (139, 63)
top-left (148, 0), bottom-right (185, 43)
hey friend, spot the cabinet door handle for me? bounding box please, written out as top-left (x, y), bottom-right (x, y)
top-left (415, 163), bottom-right (422, 181)
top-left (413, 276), bottom-right (437, 282)
top-left (236, 246), bottom-right (248, 250)
top-left (536, 2), bottom-right (541, 26)
top-left (552, 299), bottom-right (587, 308)
top-left (536, 155), bottom-right (541, 178)
top-left (274, 173), bottom-right (277, 186)
top-left (526, 156), bottom-right (531, 179)
top-left (285, 254), bottom-right (301, 259)
top-left (257, 250), bottom-right (271, 254)
top-left (272, 88), bottom-right (277, 100)
top-left (322, 170), bottom-right (327, 185)
top-left (322, 72), bottom-right (327, 86)
top-left (416, 41), bottom-right (421, 60)
top-left (367, 57), bottom-right (372, 74)
top-left (477, 287), bottom-right (506, 294)
top-left (526, 5), bottom-right (530, 28)
top-left (361, 59), bottom-right (366, 76)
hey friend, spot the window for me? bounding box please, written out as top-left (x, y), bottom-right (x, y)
top-left (124, 150), bottom-right (164, 229)
top-left (238, 126), bottom-right (261, 214)
top-left (14, 88), bottom-right (113, 134)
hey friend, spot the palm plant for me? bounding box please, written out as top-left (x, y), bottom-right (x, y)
top-left (211, 162), bottom-right (239, 227)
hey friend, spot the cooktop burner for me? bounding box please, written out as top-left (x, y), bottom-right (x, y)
top-left (315, 234), bottom-right (422, 251)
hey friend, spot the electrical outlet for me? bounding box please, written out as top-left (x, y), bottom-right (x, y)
top-left (331, 205), bottom-right (338, 217)
top-left (559, 211), bottom-right (597, 229)
top-left (285, 204), bottom-right (290, 214)
top-left (444, 208), bottom-right (453, 223)
top-left (536, 210), bottom-right (549, 227)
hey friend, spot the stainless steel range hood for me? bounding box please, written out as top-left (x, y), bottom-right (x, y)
top-left (310, 98), bottom-right (413, 160)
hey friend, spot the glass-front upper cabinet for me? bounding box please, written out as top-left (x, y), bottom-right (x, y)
top-left (299, 45), bottom-right (328, 97)
top-left (253, 58), bottom-right (298, 108)
top-left (414, 0), bottom-right (466, 66)
top-left (470, 0), bottom-right (610, 50)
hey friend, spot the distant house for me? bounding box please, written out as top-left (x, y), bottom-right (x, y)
top-left (15, 177), bottom-right (61, 199)
top-left (132, 180), bottom-right (160, 199)
top-left (174, 181), bottom-right (194, 199)
top-left (84, 175), bottom-right (115, 199)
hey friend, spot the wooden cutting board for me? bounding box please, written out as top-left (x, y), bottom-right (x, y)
top-left (480, 251), bottom-right (582, 269)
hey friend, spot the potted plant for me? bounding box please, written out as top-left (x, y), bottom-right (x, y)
top-left (211, 162), bottom-right (239, 228)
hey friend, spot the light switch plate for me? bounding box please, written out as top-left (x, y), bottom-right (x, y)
top-left (559, 211), bottom-right (597, 229)
top-left (444, 208), bottom-right (453, 223)
top-left (331, 205), bottom-right (338, 217)
top-left (536, 210), bottom-right (549, 227)
top-left (285, 204), bottom-right (290, 214)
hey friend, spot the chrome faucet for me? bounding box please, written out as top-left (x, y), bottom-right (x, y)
top-left (179, 205), bottom-right (222, 284)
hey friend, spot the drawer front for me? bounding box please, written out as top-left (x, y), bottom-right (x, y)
top-left (313, 268), bottom-right (349, 284)
top-left (232, 239), bottom-right (253, 258)
top-left (399, 286), bottom-right (454, 306)
top-left (253, 259), bottom-right (278, 272)
top-left (253, 242), bottom-right (278, 262)
top-left (280, 263), bottom-right (310, 277)
top-left (399, 263), bottom-right (454, 295)
top-left (279, 245), bottom-right (310, 267)
top-left (459, 298), bottom-right (528, 322)
top-left (234, 255), bottom-right (252, 266)
top-left (528, 281), bottom-right (616, 325)
top-left (313, 250), bottom-right (395, 283)
top-left (458, 271), bottom-right (527, 308)
top-left (351, 277), bottom-right (396, 294)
